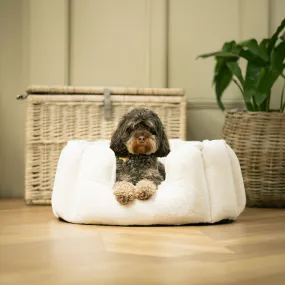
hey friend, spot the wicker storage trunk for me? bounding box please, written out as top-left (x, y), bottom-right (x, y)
top-left (222, 110), bottom-right (285, 208)
top-left (23, 85), bottom-right (186, 205)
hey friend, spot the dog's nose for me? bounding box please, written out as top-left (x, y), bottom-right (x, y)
top-left (138, 136), bottom-right (145, 143)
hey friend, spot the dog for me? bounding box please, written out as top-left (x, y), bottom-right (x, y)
top-left (110, 108), bottom-right (170, 205)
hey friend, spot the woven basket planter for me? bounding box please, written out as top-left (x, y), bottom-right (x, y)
top-left (23, 85), bottom-right (186, 205)
top-left (222, 110), bottom-right (285, 208)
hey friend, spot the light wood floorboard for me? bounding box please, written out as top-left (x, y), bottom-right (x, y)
top-left (0, 200), bottom-right (285, 285)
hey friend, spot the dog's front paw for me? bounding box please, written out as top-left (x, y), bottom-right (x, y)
top-left (113, 181), bottom-right (136, 205)
top-left (135, 180), bottom-right (156, 200)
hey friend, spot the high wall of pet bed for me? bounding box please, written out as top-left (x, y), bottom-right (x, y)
top-left (52, 139), bottom-right (246, 225)
top-left (20, 86), bottom-right (187, 205)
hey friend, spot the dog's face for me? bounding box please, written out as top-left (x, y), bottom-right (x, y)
top-left (110, 108), bottom-right (170, 157)
top-left (125, 124), bottom-right (157, 155)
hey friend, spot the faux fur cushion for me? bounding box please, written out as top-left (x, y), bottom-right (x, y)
top-left (52, 139), bottom-right (246, 225)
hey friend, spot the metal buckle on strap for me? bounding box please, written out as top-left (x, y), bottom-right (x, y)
top-left (16, 94), bottom-right (28, 100)
top-left (103, 88), bottom-right (112, 120)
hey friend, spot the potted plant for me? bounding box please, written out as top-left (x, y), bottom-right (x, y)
top-left (197, 18), bottom-right (285, 208)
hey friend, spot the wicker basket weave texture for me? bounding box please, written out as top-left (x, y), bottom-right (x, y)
top-left (222, 110), bottom-right (285, 208)
top-left (25, 86), bottom-right (186, 204)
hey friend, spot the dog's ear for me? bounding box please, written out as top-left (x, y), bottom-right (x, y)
top-left (110, 118), bottom-right (128, 156)
top-left (155, 125), bottom-right (170, 157)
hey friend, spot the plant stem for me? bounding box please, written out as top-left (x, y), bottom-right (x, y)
top-left (252, 97), bottom-right (258, 112)
top-left (266, 92), bottom-right (271, 112)
top-left (280, 80), bottom-right (285, 112)
top-left (261, 100), bottom-right (267, 112)
top-left (232, 78), bottom-right (253, 111)
top-left (246, 102), bottom-right (254, 111)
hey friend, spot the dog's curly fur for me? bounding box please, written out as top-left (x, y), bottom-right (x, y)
top-left (110, 108), bottom-right (170, 205)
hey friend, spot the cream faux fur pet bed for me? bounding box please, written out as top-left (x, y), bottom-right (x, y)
top-left (52, 139), bottom-right (246, 225)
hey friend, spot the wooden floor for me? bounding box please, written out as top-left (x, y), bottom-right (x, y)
top-left (0, 200), bottom-right (285, 285)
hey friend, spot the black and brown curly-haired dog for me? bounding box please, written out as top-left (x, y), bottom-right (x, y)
top-left (110, 108), bottom-right (170, 205)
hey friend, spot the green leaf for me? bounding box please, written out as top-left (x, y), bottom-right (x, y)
top-left (281, 31), bottom-right (285, 42)
top-left (243, 62), bottom-right (263, 103)
top-left (213, 58), bottom-right (223, 85)
top-left (257, 41), bottom-right (285, 101)
top-left (239, 49), bottom-right (268, 67)
top-left (239, 39), bottom-right (269, 62)
top-left (226, 61), bottom-right (244, 85)
top-left (268, 17), bottom-right (285, 54)
top-left (214, 63), bottom-right (232, 110)
top-left (222, 41), bottom-right (240, 52)
top-left (197, 41), bottom-right (239, 60)
top-left (272, 41), bottom-right (285, 70)
top-left (260, 39), bottom-right (269, 52)
top-left (197, 51), bottom-right (238, 59)
top-left (212, 41), bottom-right (238, 84)
top-left (254, 92), bottom-right (269, 106)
